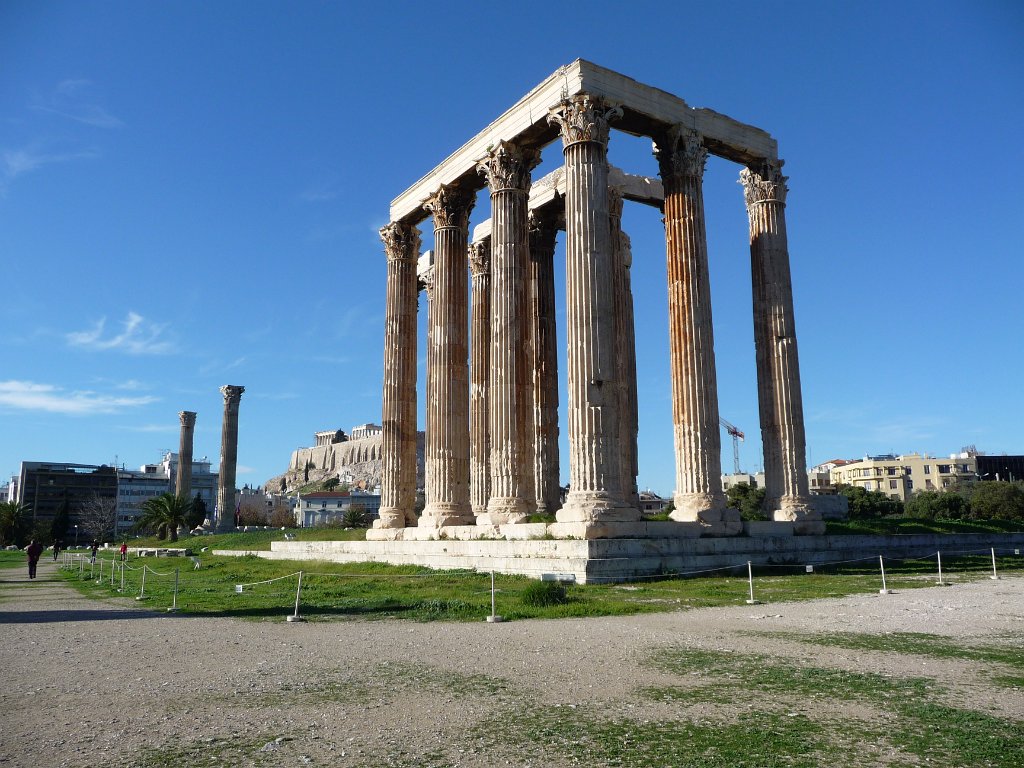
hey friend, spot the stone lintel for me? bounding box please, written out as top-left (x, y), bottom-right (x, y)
top-left (391, 59), bottom-right (776, 227)
top-left (471, 166), bottom-right (664, 244)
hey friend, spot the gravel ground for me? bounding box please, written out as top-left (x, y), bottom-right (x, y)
top-left (1, 558), bottom-right (1021, 767)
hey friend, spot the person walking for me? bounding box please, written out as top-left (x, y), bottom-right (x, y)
top-left (52, 539), bottom-right (62, 561)
top-left (90, 540), bottom-right (99, 564)
top-left (26, 539), bottom-right (43, 579)
top-left (119, 541), bottom-right (128, 562)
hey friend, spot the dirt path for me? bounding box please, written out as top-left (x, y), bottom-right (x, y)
top-left (1, 560), bottom-right (1021, 767)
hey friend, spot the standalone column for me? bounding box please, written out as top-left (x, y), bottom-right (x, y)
top-left (216, 385), bottom-right (244, 532)
top-left (528, 208), bottom-right (561, 515)
top-left (548, 95), bottom-right (638, 526)
top-left (176, 411), bottom-right (196, 501)
top-left (740, 160), bottom-right (822, 534)
top-left (478, 141), bottom-right (540, 524)
top-left (376, 222), bottom-right (420, 529)
top-left (607, 190), bottom-right (639, 511)
top-left (655, 127), bottom-right (739, 534)
top-left (419, 184), bottom-right (475, 528)
top-left (468, 238), bottom-right (492, 518)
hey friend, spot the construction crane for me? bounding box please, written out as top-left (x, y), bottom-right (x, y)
top-left (720, 418), bottom-right (745, 474)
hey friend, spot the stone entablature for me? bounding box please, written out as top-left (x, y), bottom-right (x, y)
top-left (376, 61), bottom-right (823, 539)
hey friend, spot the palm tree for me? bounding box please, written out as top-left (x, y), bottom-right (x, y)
top-left (0, 501), bottom-right (30, 547)
top-left (134, 493), bottom-right (192, 542)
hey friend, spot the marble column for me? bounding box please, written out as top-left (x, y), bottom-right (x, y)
top-left (216, 385), bottom-right (244, 532)
top-left (477, 141), bottom-right (540, 524)
top-left (548, 95), bottom-right (638, 524)
top-left (740, 160), bottom-right (823, 534)
top-left (655, 127), bottom-right (736, 532)
top-left (419, 184), bottom-right (475, 528)
top-left (176, 411), bottom-right (196, 501)
top-left (377, 222), bottom-right (421, 529)
top-left (528, 207), bottom-right (561, 515)
top-left (468, 238), bottom-right (492, 518)
top-left (607, 190), bottom-right (640, 511)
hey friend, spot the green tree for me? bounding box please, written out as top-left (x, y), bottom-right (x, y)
top-left (50, 497), bottom-right (70, 543)
top-left (837, 485), bottom-right (903, 519)
top-left (904, 490), bottom-right (968, 520)
top-left (0, 501), bottom-right (30, 547)
top-left (967, 481), bottom-right (1024, 521)
top-left (725, 483), bottom-right (767, 521)
top-left (134, 493), bottom-right (192, 542)
top-left (341, 504), bottom-right (368, 528)
top-left (322, 477), bottom-right (340, 491)
top-left (187, 493), bottom-right (208, 529)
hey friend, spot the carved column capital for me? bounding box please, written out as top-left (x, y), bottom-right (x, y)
top-left (654, 126), bottom-right (708, 181)
top-left (547, 94), bottom-right (622, 147)
top-left (220, 385), bottom-right (244, 406)
top-left (740, 159), bottom-right (788, 206)
top-left (380, 221), bottom-right (421, 263)
top-left (477, 140), bottom-right (541, 193)
top-left (179, 410), bottom-right (197, 428)
top-left (419, 266), bottom-right (435, 300)
top-left (468, 239), bottom-right (490, 278)
top-left (527, 204), bottom-right (560, 244)
top-left (423, 184), bottom-right (475, 230)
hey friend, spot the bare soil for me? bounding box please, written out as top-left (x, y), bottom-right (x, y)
top-left (1, 559), bottom-right (1020, 767)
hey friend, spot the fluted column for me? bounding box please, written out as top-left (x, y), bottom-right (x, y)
top-left (608, 190), bottom-right (639, 511)
top-left (477, 141), bottom-right (540, 524)
top-left (548, 95), bottom-right (638, 524)
top-left (655, 126), bottom-right (734, 532)
top-left (420, 184), bottom-right (475, 528)
top-left (377, 222), bottom-right (421, 529)
top-left (176, 411), bottom-right (197, 502)
top-left (216, 385), bottom-right (244, 532)
top-left (741, 160), bottom-right (822, 534)
top-left (528, 207), bottom-right (561, 515)
top-left (469, 238), bottom-right (492, 518)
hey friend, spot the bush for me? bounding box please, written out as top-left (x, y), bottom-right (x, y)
top-left (520, 580), bottom-right (568, 607)
top-left (726, 483), bottom-right (767, 521)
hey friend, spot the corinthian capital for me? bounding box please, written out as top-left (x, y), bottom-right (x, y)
top-left (547, 94), bottom-right (622, 147)
top-left (179, 411), bottom-right (197, 428)
top-left (477, 140), bottom-right (541, 193)
top-left (419, 266), bottom-right (435, 299)
top-left (423, 184), bottom-right (475, 230)
top-left (220, 385), bottom-right (244, 405)
top-left (380, 221), bottom-right (421, 264)
top-left (740, 159), bottom-right (788, 206)
top-left (468, 239), bottom-right (490, 278)
top-left (653, 126), bottom-right (708, 181)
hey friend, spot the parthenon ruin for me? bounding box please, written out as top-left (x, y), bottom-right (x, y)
top-left (374, 60), bottom-right (825, 541)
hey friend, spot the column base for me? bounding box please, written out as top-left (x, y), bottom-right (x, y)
top-left (373, 508), bottom-right (408, 530)
top-left (485, 497), bottom-right (530, 525)
top-left (419, 503), bottom-right (474, 529)
top-left (556, 491), bottom-right (640, 523)
top-left (670, 491), bottom-right (727, 520)
top-left (670, 498), bottom-right (743, 537)
top-left (772, 497), bottom-right (826, 535)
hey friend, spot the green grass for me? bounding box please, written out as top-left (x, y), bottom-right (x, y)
top-left (55, 538), bottom-right (1024, 622)
top-left (475, 646), bottom-right (1024, 768)
top-left (128, 526), bottom-right (366, 552)
top-left (0, 550), bottom-right (29, 569)
top-left (826, 517), bottom-right (1024, 535)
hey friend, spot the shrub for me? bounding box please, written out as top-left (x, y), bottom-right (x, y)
top-left (520, 580), bottom-right (568, 607)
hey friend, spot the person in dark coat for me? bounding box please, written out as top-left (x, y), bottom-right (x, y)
top-left (26, 540), bottom-right (43, 579)
top-left (52, 539), bottom-right (62, 561)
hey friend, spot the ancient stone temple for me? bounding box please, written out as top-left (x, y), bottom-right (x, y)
top-left (373, 60), bottom-right (825, 541)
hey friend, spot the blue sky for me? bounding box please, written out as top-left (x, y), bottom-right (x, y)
top-left (2, 1), bottom-right (1021, 495)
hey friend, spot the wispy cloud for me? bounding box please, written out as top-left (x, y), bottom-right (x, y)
top-left (299, 178), bottom-right (340, 202)
top-left (117, 423), bottom-right (178, 433)
top-left (198, 356), bottom-right (247, 376)
top-left (2, 144), bottom-right (99, 188)
top-left (67, 312), bottom-right (175, 355)
top-left (0, 380), bottom-right (157, 415)
top-left (236, 464), bottom-right (256, 475)
top-left (115, 379), bottom-right (146, 391)
top-left (31, 79), bottom-right (123, 128)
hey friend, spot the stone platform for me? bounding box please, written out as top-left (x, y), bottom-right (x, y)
top-left (214, 530), bottom-right (1024, 584)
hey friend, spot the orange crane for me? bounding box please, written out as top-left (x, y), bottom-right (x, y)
top-left (720, 418), bottom-right (745, 474)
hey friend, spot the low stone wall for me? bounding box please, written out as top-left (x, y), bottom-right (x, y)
top-left (214, 532), bottom-right (1024, 584)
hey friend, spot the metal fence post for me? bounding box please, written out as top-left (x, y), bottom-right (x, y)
top-left (167, 568), bottom-right (180, 613)
top-left (990, 547), bottom-right (1000, 580)
top-left (746, 561), bottom-right (760, 604)
top-left (879, 555), bottom-right (892, 594)
top-left (286, 571), bottom-right (305, 622)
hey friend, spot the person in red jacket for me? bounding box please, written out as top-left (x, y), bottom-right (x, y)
top-left (26, 540), bottom-right (43, 579)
